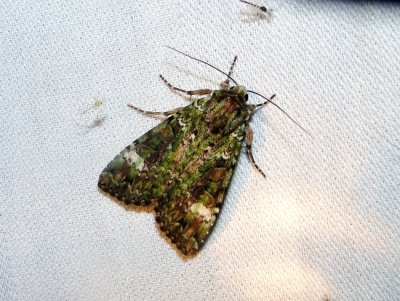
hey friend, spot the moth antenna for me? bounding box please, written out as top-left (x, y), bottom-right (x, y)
top-left (165, 46), bottom-right (239, 86)
top-left (221, 56), bottom-right (238, 90)
top-left (165, 47), bottom-right (310, 137)
top-left (248, 90), bottom-right (313, 138)
top-left (227, 56), bottom-right (238, 80)
top-left (239, 0), bottom-right (268, 13)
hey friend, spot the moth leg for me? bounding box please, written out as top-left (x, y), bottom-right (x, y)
top-left (254, 93), bottom-right (276, 108)
top-left (245, 125), bottom-right (266, 178)
top-left (127, 104), bottom-right (183, 117)
top-left (220, 56), bottom-right (238, 90)
top-left (159, 75), bottom-right (212, 96)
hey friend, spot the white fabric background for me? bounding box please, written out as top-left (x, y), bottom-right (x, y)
top-left (1, 1), bottom-right (399, 300)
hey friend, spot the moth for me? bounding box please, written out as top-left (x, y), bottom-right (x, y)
top-left (98, 47), bottom-right (308, 256)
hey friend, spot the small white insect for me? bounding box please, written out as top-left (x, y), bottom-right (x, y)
top-left (78, 99), bottom-right (107, 134)
top-left (82, 99), bottom-right (103, 114)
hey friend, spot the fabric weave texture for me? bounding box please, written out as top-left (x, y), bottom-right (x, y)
top-left (1, 1), bottom-right (399, 300)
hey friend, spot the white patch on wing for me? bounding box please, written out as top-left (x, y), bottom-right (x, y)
top-left (122, 148), bottom-right (145, 171)
top-left (178, 117), bottom-right (186, 127)
top-left (123, 148), bottom-right (140, 162)
top-left (221, 151), bottom-right (230, 160)
top-left (190, 203), bottom-right (212, 222)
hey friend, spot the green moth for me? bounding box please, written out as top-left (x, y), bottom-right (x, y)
top-left (98, 47), bottom-right (307, 256)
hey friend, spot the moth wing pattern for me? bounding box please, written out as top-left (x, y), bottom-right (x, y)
top-left (98, 89), bottom-right (250, 255)
top-left (98, 104), bottom-right (193, 207)
top-left (98, 95), bottom-right (211, 206)
top-left (154, 102), bottom-right (246, 255)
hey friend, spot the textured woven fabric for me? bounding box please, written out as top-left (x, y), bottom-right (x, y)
top-left (1, 1), bottom-right (399, 300)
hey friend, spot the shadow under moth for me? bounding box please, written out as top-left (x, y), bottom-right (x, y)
top-left (98, 47), bottom-right (308, 256)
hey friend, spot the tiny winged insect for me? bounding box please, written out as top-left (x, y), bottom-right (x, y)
top-left (239, 1), bottom-right (272, 22)
top-left (81, 98), bottom-right (103, 114)
top-left (98, 47), bottom-right (308, 256)
top-left (239, 0), bottom-right (268, 14)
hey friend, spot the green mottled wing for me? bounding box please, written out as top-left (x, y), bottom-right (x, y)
top-left (98, 101), bottom-right (203, 206)
top-left (99, 89), bottom-right (250, 255)
top-left (155, 123), bottom-right (245, 255)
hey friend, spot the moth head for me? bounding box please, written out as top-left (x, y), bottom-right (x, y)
top-left (230, 85), bottom-right (249, 103)
top-left (165, 46), bottom-right (311, 138)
